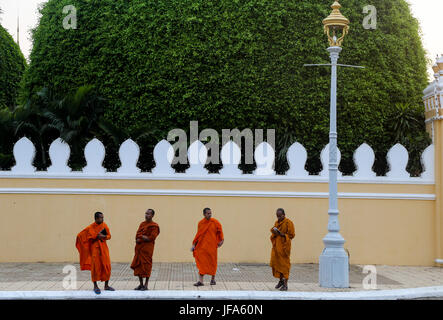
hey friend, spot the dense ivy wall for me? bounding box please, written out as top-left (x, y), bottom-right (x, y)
top-left (0, 24), bottom-right (26, 109)
top-left (23, 0), bottom-right (430, 174)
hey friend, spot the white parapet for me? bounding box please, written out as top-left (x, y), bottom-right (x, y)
top-left (0, 137), bottom-right (434, 184)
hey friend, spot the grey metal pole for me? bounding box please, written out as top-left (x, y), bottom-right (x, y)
top-left (319, 45), bottom-right (349, 288)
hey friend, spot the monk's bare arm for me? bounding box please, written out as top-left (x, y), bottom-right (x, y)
top-left (275, 229), bottom-right (286, 238)
top-left (272, 226), bottom-right (285, 237)
top-left (97, 234), bottom-right (106, 241)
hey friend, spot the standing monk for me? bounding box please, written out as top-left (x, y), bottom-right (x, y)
top-left (130, 208), bottom-right (160, 291)
top-left (75, 211), bottom-right (115, 294)
top-left (191, 208), bottom-right (224, 286)
top-left (270, 208), bottom-right (295, 291)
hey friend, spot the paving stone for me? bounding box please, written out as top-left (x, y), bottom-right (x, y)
top-left (0, 263), bottom-right (442, 292)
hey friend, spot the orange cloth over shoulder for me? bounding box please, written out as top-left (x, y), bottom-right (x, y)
top-left (192, 218), bottom-right (224, 276)
top-left (75, 222), bottom-right (111, 282)
top-left (270, 218), bottom-right (295, 279)
top-left (130, 221), bottom-right (160, 277)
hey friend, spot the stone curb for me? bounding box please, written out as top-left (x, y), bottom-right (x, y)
top-left (1, 286), bottom-right (443, 300)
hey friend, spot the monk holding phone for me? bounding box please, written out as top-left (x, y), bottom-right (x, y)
top-left (76, 211), bottom-right (115, 294)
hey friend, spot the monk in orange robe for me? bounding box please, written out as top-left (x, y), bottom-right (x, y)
top-left (130, 208), bottom-right (160, 291)
top-left (75, 211), bottom-right (115, 294)
top-left (191, 207), bottom-right (224, 286)
top-left (270, 208), bottom-right (295, 291)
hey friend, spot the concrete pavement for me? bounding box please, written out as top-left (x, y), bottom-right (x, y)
top-left (0, 263), bottom-right (442, 299)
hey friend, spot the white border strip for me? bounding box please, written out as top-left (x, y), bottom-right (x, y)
top-left (2, 287), bottom-right (443, 300)
top-left (0, 172), bottom-right (434, 185)
top-left (0, 188), bottom-right (435, 200)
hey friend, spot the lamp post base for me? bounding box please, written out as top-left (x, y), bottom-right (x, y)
top-left (319, 247), bottom-right (349, 288)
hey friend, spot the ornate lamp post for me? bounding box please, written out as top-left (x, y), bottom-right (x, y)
top-left (303, 1), bottom-right (363, 287)
top-left (319, 1), bottom-right (351, 288)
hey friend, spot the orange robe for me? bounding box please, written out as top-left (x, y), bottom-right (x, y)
top-left (270, 218), bottom-right (295, 279)
top-left (192, 218), bottom-right (224, 276)
top-left (130, 221), bottom-right (160, 277)
top-left (75, 222), bottom-right (112, 282)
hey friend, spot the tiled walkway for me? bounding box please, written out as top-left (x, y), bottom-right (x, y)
top-left (0, 263), bottom-right (442, 292)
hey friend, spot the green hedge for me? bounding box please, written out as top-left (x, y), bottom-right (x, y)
top-left (0, 24), bottom-right (26, 109)
top-left (23, 0), bottom-right (430, 174)
top-left (0, 23), bottom-right (26, 168)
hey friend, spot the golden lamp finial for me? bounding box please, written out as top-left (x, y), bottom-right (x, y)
top-left (322, 1), bottom-right (350, 47)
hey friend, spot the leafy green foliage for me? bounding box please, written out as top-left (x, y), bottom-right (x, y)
top-left (6, 86), bottom-right (163, 171)
top-left (11, 86), bottom-right (108, 170)
top-left (0, 24), bottom-right (26, 110)
top-left (385, 102), bottom-right (431, 176)
top-left (22, 0), bottom-right (430, 174)
top-left (0, 108), bottom-right (15, 169)
top-left (389, 103), bottom-right (424, 142)
top-left (13, 96), bottom-right (58, 169)
top-left (36, 86), bottom-right (109, 169)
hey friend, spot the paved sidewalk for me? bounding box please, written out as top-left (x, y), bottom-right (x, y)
top-left (0, 262), bottom-right (442, 293)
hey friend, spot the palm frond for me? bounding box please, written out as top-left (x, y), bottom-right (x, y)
top-left (98, 119), bottom-right (127, 145)
top-left (61, 130), bottom-right (78, 142)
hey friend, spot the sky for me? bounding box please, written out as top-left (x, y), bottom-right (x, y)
top-left (0, 0), bottom-right (442, 75)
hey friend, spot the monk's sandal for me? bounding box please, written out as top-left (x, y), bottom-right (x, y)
top-left (193, 281), bottom-right (204, 287)
top-left (275, 280), bottom-right (284, 289)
